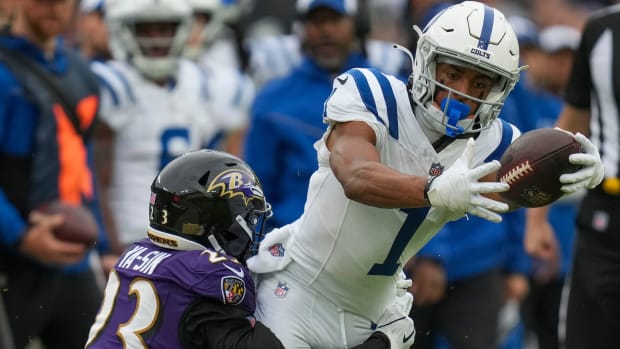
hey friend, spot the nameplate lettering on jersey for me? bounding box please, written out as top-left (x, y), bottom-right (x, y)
top-left (117, 245), bottom-right (172, 275)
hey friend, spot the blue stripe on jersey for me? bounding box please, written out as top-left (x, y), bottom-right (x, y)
top-left (477, 5), bottom-right (494, 50)
top-left (96, 75), bottom-right (120, 106)
top-left (349, 69), bottom-right (399, 139)
top-left (485, 119), bottom-right (513, 162)
top-left (368, 68), bottom-right (399, 139)
top-left (106, 64), bottom-right (136, 103)
top-left (349, 69), bottom-right (382, 125)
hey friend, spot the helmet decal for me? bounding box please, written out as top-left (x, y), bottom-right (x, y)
top-left (477, 5), bottom-right (494, 50)
top-left (207, 169), bottom-right (265, 206)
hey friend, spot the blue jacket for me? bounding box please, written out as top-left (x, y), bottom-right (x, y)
top-left (417, 210), bottom-right (530, 281)
top-left (0, 35), bottom-right (108, 272)
top-left (244, 54), bottom-right (372, 228)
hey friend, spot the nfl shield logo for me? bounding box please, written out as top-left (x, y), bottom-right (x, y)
top-left (429, 162), bottom-right (444, 176)
top-left (269, 243), bottom-right (285, 257)
top-left (274, 282), bottom-right (289, 297)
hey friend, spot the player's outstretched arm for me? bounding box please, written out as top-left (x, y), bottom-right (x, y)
top-left (327, 121), bottom-right (430, 208)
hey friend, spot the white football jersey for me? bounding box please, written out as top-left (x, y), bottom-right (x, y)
top-left (284, 67), bottom-right (520, 319)
top-left (91, 58), bottom-right (253, 245)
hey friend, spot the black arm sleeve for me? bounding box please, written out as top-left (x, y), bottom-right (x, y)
top-left (354, 332), bottom-right (391, 349)
top-left (179, 299), bottom-right (285, 349)
top-left (179, 298), bottom-right (390, 349)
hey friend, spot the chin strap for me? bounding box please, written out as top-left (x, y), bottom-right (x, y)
top-left (207, 234), bottom-right (224, 254)
top-left (440, 98), bottom-right (470, 137)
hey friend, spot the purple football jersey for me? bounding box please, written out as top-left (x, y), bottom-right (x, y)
top-left (86, 239), bottom-right (256, 348)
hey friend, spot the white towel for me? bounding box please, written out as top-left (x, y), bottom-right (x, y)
top-left (247, 226), bottom-right (293, 273)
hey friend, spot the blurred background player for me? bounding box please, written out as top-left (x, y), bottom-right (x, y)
top-left (85, 149), bottom-right (415, 349)
top-left (244, 0), bottom-right (409, 88)
top-left (91, 0), bottom-right (254, 255)
top-left (0, 0), bottom-right (109, 347)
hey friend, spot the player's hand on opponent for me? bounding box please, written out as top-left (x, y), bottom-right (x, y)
top-left (376, 290), bottom-right (415, 349)
top-left (20, 210), bottom-right (88, 265)
top-left (424, 138), bottom-right (509, 223)
top-left (554, 128), bottom-right (604, 193)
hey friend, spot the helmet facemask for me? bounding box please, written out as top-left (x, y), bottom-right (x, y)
top-left (105, 0), bottom-right (193, 81)
top-left (413, 48), bottom-right (514, 136)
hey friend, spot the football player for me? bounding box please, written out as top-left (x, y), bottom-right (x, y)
top-left (91, 0), bottom-right (254, 253)
top-left (84, 149), bottom-right (414, 349)
top-left (247, 1), bottom-right (603, 348)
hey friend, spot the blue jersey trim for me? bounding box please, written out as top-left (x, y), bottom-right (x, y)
top-left (96, 75), bottom-right (120, 106)
top-left (485, 119), bottom-right (513, 162)
top-left (106, 64), bottom-right (136, 103)
top-left (349, 68), bottom-right (400, 138)
top-left (349, 69), bottom-right (383, 126)
top-left (367, 68), bottom-right (399, 140)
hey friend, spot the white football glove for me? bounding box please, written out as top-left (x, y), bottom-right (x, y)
top-left (376, 291), bottom-right (415, 349)
top-left (396, 277), bottom-right (412, 297)
top-left (425, 138), bottom-right (509, 223)
top-left (556, 130), bottom-right (605, 193)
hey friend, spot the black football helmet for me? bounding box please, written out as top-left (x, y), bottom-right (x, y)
top-left (148, 149), bottom-right (271, 262)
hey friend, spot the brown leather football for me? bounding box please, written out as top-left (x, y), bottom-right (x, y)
top-left (497, 128), bottom-right (583, 208)
top-left (36, 201), bottom-right (98, 245)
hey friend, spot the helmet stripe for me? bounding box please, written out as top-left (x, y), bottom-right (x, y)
top-left (477, 5), bottom-right (495, 50)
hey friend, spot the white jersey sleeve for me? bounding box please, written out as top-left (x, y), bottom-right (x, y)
top-left (323, 67), bottom-right (408, 150)
top-left (90, 60), bottom-right (137, 130)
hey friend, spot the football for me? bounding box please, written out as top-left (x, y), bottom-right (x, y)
top-left (496, 128), bottom-right (583, 208)
top-left (36, 201), bottom-right (98, 245)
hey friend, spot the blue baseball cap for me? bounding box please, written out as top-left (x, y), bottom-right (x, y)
top-left (507, 15), bottom-right (539, 48)
top-left (296, 0), bottom-right (357, 17)
top-left (80, 0), bottom-right (105, 14)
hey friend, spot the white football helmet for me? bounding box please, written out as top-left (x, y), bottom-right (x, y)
top-left (105, 0), bottom-right (193, 80)
top-left (409, 1), bottom-right (523, 136)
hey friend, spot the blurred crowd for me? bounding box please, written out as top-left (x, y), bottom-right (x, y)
top-left (0, 0), bottom-right (617, 348)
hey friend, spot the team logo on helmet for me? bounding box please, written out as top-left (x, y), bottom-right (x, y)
top-left (207, 169), bottom-right (265, 206)
top-left (221, 276), bottom-right (246, 305)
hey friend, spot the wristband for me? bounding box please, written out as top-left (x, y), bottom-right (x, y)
top-left (423, 176), bottom-right (438, 206)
